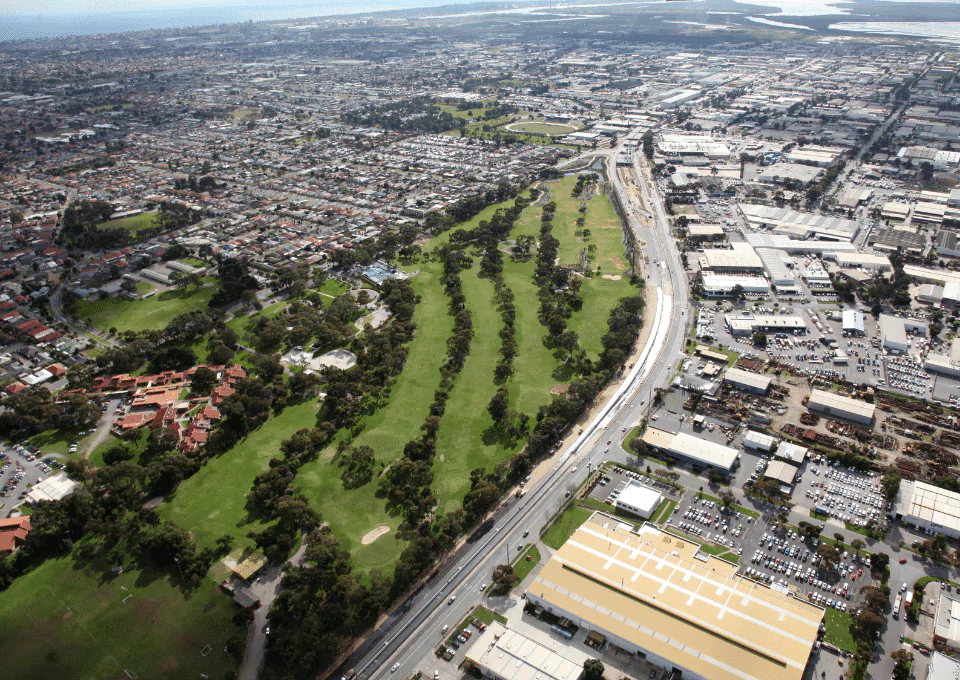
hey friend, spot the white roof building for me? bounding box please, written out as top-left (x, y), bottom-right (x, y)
top-left (894, 480), bottom-right (960, 538)
top-left (701, 275), bottom-right (769, 297)
top-left (25, 472), bottom-right (80, 505)
top-left (465, 622), bottom-right (586, 680)
top-left (743, 430), bottom-right (776, 452)
top-left (842, 309), bottom-right (865, 335)
top-left (615, 480), bottom-right (663, 520)
top-left (928, 651), bottom-right (960, 680)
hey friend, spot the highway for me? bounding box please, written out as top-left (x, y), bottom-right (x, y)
top-left (342, 146), bottom-right (690, 680)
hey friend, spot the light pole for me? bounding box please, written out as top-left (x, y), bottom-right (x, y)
top-left (174, 557), bottom-right (184, 580)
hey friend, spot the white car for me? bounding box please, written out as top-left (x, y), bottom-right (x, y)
top-left (391, 664), bottom-right (400, 673)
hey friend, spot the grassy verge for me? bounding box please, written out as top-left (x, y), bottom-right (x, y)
top-left (823, 607), bottom-right (856, 653)
top-left (0, 547), bottom-right (241, 679)
top-left (512, 544), bottom-right (541, 585)
top-left (542, 503), bottom-right (594, 550)
top-left (651, 498), bottom-right (677, 524)
top-left (471, 605), bottom-right (507, 626)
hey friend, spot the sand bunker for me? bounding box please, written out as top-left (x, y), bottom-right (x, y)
top-left (602, 274), bottom-right (622, 280)
top-left (361, 525), bottom-right (391, 545)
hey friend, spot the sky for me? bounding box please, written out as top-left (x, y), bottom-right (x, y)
top-left (1, 0), bottom-right (460, 16)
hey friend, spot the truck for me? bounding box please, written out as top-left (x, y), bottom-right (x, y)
top-left (905, 591), bottom-right (914, 607)
top-left (893, 594), bottom-right (902, 620)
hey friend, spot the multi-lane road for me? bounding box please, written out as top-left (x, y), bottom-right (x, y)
top-left (341, 146), bottom-right (689, 680)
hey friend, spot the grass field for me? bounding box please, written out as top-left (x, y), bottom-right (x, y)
top-left (226, 300), bottom-right (290, 343)
top-left (823, 608), bottom-right (856, 652)
top-left (432, 264), bottom-right (512, 511)
top-left (75, 285), bottom-right (217, 333)
top-left (159, 398), bottom-right (322, 551)
top-left (97, 211), bottom-right (158, 238)
top-left (317, 278), bottom-right (349, 297)
top-left (28, 428), bottom-right (95, 461)
top-left (546, 175), bottom-right (635, 359)
top-left (542, 504), bottom-right (594, 550)
top-left (297, 260), bottom-right (454, 573)
top-left (87, 433), bottom-right (122, 467)
top-left (0, 549), bottom-right (240, 680)
top-left (179, 257), bottom-right (208, 269)
top-left (505, 121), bottom-right (577, 135)
top-left (512, 544), bottom-right (541, 585)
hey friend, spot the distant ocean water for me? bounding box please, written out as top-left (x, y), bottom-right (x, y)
top-left (0, 0), bottom-right (486, 42)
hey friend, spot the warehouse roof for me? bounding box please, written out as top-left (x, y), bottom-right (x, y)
top-left (807, 389), bottom-right (876, 421)
top-left (702, 243), bottom-right (764, 270)
top-left (465, 622), bottom-right (585, 680)
top-left (669, 432), bottom-right (739, 471)
top-left (765, 460), bottom-right (800, 486)
top-left (528, 517), bottom-right (823, 680)
top-left (896, 480), bottom-right (960, 534)
top-left (724, 367), bottom-right (773, 392)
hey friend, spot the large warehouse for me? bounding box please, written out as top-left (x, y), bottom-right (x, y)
top-left (465, 622), bottom-right (586, 680)
top-left (526, 516), bottom-right (823, 680)
top-left (642, 427), bottom-right (740, 474)
top-left (700, 243), bottom-right (764, 274)
top-left (807, 389), bottom-right (875, 425)
top-left (701, 275), bottom-right (769, 298)
top-left (724, 367), bottom-right (772, 395)
top-left (893, 480), bottom-right (960, 538)
top-left (725, 315), bottom-right (807, 336)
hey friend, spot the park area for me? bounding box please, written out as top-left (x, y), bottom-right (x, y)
top-left (0, 550), bottom-right (240, 680)
top-left (504, 121), bottom-right (577, 136)
top-left (96, 211), bottom-right (158, 238)
top-left (74, 284), bottom-right (217, 333)
top-left (155, 173), bottom-right (635, 579)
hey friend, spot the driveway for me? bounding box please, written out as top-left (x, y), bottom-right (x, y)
top-left (237, 537), bottom-right (309, 680)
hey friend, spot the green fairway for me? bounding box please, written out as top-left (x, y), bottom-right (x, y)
top-left (97, 211), bottom-right (157, 238)
top-left (75, 285), bottom-right (217, 333)
top-left (159, 398), bottom-right (322, 551)
top-left (297, 260), bottom-right (453, 572)
top-left (545, 174), bottom-right (634, 359)
top-left (0, 550), bottom-right (240, 680)
top-left (432, 265), bottom-right (510, 511)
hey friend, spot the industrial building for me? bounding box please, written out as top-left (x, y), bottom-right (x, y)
top-left (758, 163), bottom-right (823, 186)
top-left (764, 460), bottom-right (800, 489)
top-left (928, 651), bottom-right (960, 680)
top-left (642, 428), bottom-right (740, 474)
top-left (687, 224), bottom-right (725, 240)
top-left (842, 309), bottom-right (865, 336)
top-left (879, 314), bottom-right (926, 354)
top-left (807, 389), bottom-right (875, 425)
top-left (725, 315), bottom-right (807, 336)
top-left (614, 481), bottom-right (663, 520)
top-left (723, 367), bottom-right (772, 395)
top-left (465, 622), bottom-right (586, 680)
top-left (743, 430), bottom-right (776, 452)
top-left (701, 275), bottom-right (769, 298)
top-left (774, 442), bottom-right (809, 465)
top-left (934, 594), bottom-right (960, 651)
top-left (833, 252), bottom-right (892, 272)
top-left (737, 204), bottom-right (861, 242)
top-left (893, 480), bottom-right (960, 538)
top-left (701, 243), bottom-right (764, 274)
top-left (525, 517), bottom-right (823, 680)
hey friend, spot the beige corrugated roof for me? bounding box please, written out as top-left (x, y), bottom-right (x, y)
top-left (528, 516), bottom-right (822, 680)
top-left (465, 622), bottom-right (584, 680)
